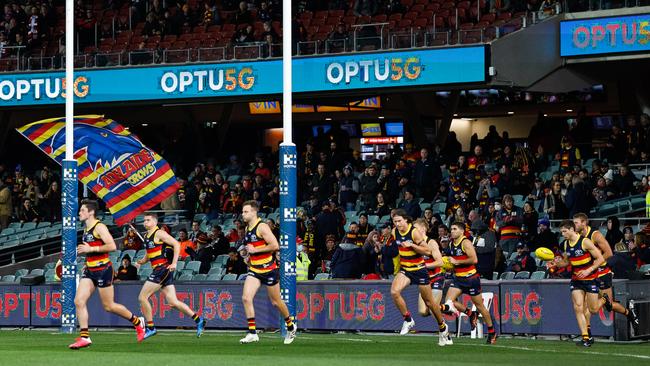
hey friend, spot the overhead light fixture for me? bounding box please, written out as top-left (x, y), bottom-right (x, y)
top-left (460, 118), bottom-right (475, 121)
top-left (507, 111), bottom-right (515, 115)
top-left (141, 123), bottom-right (149, 127)
top-left (325, 117), bottom-right (332, 121)
top-left (543, 114), bottom-right (548, 117)
top-left (453, 113), bottom-right (458, 117)
top-left (566, 109), bottom-right (573, 112)
top-left (378, 116), bottom-right (385, 119)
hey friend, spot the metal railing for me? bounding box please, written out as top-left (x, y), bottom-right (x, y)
top-left (352, 22), bottom-right (388, 51)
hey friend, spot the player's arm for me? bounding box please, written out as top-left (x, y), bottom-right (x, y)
top-left (77, 223), bottom-right (116, 254)
top-left (593, 231), bottom-right (613, 260)
top-left (576, 238), bottom-right (604, 279)
top-left (247, 223), bottom-right (279, 254)
top-left (450, 238), bottom-right (477, 265)
top-left (426, 239), bottom-right (444, 268)
top-left (157, 230), bottom-right (180, 270)
top-left (404, 229), bottom-right (431, 256)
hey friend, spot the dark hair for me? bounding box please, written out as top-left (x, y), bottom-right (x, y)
top-left (450, 221), bottom-right (465, 230)
top-left (243, 200), bottom-right (259, 211)
top-left (179, 228), bottom-right (188, 234)
top-left (572, 213), bottom-right (589, 222)
top-left (144, 211), bottom-right (158, 220)
top-left (81, 199), bottom-right (99, 215)
top-left (559, 220), bottom-right (575, 230)
top-left (392, 208), bottom-right (409, 221)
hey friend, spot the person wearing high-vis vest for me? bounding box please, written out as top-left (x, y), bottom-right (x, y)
top-left (296, 237), bottom-right (311, 281)
top-left (645, 189), bottom-right (650, 218)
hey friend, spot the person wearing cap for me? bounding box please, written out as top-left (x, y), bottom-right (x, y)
top-left (529, 217), bottom-right (559, 252)
top-left (398, 187), bottom-right (421, 219)
top-left (115, 254), bottom-right (138, 282)
top-left (506, 242), bottom-right (536, 274)
top-left (295, 237), bottom-right (311, 281)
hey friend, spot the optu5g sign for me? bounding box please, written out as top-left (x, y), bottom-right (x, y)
top-left (560, 13), bottom-right (650, 56)
top-left (294, 46), bottom-right (486, 92)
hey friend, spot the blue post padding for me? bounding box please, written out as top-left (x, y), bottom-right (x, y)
top-left (279, 143), bottom-right (297, 334)
top-left (61, 160), bottom-right (78, 333)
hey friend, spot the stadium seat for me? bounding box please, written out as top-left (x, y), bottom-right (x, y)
top-left (186, 261), bottom-right (201, 274)
top-left (15, 269), bottom-right (29, 277)
top-left (514, 271), bottom-right (530, 279)
top-left (176, 262), bottom-right (186, 272)
top-left (206, 274), bottom-right (222, 281)
top-left (3, 239), bottom-right (21, 248)
top-left (639, 264), bottom-right (650, 273)
top-left (138, 267), bottom-right (153, 277)
top-left (314, 273), bottom-right (330, 280)
top-left (44, 262), bottom-right (56, 270)
top-left (21, 222), bottom-right (37, 231)
top-left (208, 267), bottom-right (223, 276)
top-left (135, 250), bottom-right (147, 261)
top-left (23, 234), bottom-right (42, 243)
top-left (30, 269), bottom-right (44, 276)
top-left (222, 273), bottom-right (238, 281)
top-left (1, 275), bottom-right (15, 282)
top-left (530, 271), bottom-right (546, 280)
top-left (8, 222), bottom-right (22, 230)
top-left (237, 274), bottom-right (248, 280)
top-left (1, 228), bottom-right (15, 236)
top-left (178, 273), bottom-right (193, 281)
top-left (193, 274), bottom-right (208, 281)
top-left (37, 221), bottom-right (51, 228)
top-left (367, 215), bottom-right (379, 226)
top-left (492, 271), bottom-right (498, 280)
top-left (499, 271), bottom-right (515, 280)
top-left (44, 270), bottom-right (56, 282)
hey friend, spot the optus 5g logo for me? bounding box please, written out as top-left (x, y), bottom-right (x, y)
top-left (326, 58), bottom-right (422, 85)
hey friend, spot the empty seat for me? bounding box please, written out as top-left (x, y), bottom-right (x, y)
top-left (314, 273), bottom-right (330, 280)
top-left (15, 269), bottom-right (29, 277)
top-left (499, 271), bottom-right (515, 280)
top-left (178, 273), bottom-right (193, 281)
top-left (222, 273), bottom-right (238, 281)
top-left (237, 274), bottom-right (248, 280)
top-left (1, 275), bottom-right (16, 282)
top-left (30, 269), bottom-right (45, 276)
top-left (530, 271), bottom-right (546, 280)
top-left (206, 274), bottom-right (222, 281)
top-left (514, 271), bottom-right (530, 279)
top-left (193, 274), bottom-right (208, 281)
top-left (186, 261), bottom-right (202, 274)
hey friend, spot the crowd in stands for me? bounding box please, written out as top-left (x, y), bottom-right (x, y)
top-left (2, 114), bottom-right (650, 281)
top-left (0, 0), bottom-right (583, 69)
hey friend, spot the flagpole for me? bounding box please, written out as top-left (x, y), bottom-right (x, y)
top-left (278, 0), bottom-right (296, 336)
top-left (61, 0), bottom-right (78, 334)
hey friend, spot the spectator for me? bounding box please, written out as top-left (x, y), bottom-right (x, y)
top-left (122, 227), bottom-right (144, 251)
top-left (372, 223), bottom-right (399, 278)
top-left (472, 219), bottom-right (497, 280)
top-left (233, 24), bottom-right (255, 44)
top-left (507, 242), bottom-right (537, 274)
top-left (311, 163), bottom-right (333, 203)
top-left (115, 255), bottom-right (138, 281)
top-left (413, 147), bottom-right (441, 201)
top-left (605, 216), bottom-right (624, 251)
top-left (258, 2), bottom-right (273, 22)
top-left (614, 164), bottom-right (638, 196)
top-left (222, 190), bottom-right (243, 214)
top-left (565, 176), bottom-right (590, 218)
top-left (189, 220), bottom-right (204, 243)
top-left (225, 248), bottom-right (247, 275)
top-left (234, 1), bottom-right (253, 25)
top-left (327, 23), bottom-right (349, 51)
top-left (398, 187), bottom-right (421, 219)
top-left (543, 180), bottom-right (568, 220)
top-left (177, 228), bottom-right (195, 260)
top-left (343, 222), bottom-right (364, 247)
top-left (357, 213), bottom-right (374, 242)
top-left (558, 136), bottom-right (581, 172)
top-left (496, 194), bottom-right (524, 254)
top-left (209, 225), bottom-right (230, 256)
top-left (19, 198), bottom-right (39, 223)
top-left (338, 165), bottom-right (358, 211)
top-left (529, 217), bottom-right (559, 252)
top-left (0, 180), bottom-right (11, 229)
top-left (259, 21), bottom-right (278, 43)
top-left (188, 232), bottom-right (215, 274)
top-left (330, 241), bottom-right (365, 279)
top-left (296, 238), bottom-right (311, 280)
top-left (359, 165), bottom-right (379, 209)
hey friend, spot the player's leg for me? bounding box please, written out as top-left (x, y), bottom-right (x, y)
top-left (471, 292), bottom-right (497, 344)
top-left (240, 274), bottom-right (262, 343)
top-left (97, 285), bottom-right (144, 340)
top-left (571, 289), bottom-right (590, 346)
top-left (419, 285), bottom-right (445, 325)
top-left (69, 278), bottom-right (95, 349)
top-left (138, 280), bottom-right (162, 339)
top-left (266, 282), bottom-right (297, 344)
top-left (417, 292), bottom-right (430, 316)
top-left (160, 284), bottom-right (207, 337)
top-left (583, 292), bottom-right (593, 340)
top-left (443, 286), bottom-right (463, 314)
top-left (391, 272), bottom-right (414, 334)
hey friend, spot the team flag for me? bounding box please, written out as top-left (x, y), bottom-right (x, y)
top-left (16, 115), bottom-right (179, 225)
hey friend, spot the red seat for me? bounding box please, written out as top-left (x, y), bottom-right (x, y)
top-left (326, 16), bottom-right (342, 25)
top-left (459, 22), bottom-right (474, 30)
top-left (329, 10), bottom-right (344, 18)
top-left (411, 4), bottom-right (424, 12)
top-left (404, 12), bottom-right (418, 21)
top-left (310, 18), bottom-right (325, 26)
top-left (372, 14), bottom-right (388, 23)
top-left (401, 0), bottom-right (414, 6)
top-left (433, 16), bottom-right (445, 29)
top-left (398, 19), bottom-right (412, 28)
top-left (179, 33), bottom-right (193, 42)
top-left (442, 1), bottom-right (456, 9)
top-left (498, 12), bottom-right (512, 21)
top-left (164, 35), bottom-right (177, 43)
top-left (414, 18), bottom-right (428, 28)
top-left (426, 3), bottom-right (440, 11)
top-left (314, 10), bottom-right (328, 19)
top-left (480, 13), bottom-right (496, 23)
top-left (343, 15), bottom-right (356, 25)
top-left (222, 23), bottom-right (236, 32)
top-left (457, 1), bottom-right (471, 9)
top-left (388, 13), bottom-right (403, 22)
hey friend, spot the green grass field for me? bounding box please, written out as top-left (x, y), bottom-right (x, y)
top-left (1, 330), bottom-right (648, 366)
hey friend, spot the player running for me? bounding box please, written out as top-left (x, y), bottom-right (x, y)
top-left (137, 212), bottom-right (206, 340)
top-left (442, 222), bottom-right (497, 344)
top-left (390, 210), bottom-right (451, 346)
top-left (550, 220), bottom-right (606, 347)
top-left (69, 199), bottom-right (145, 349)
top-left (239, 200), bottom-right (296, 345)
top-left (413, 218), bottom-right (452, 346)
top-left (572, 213), bottom-right (639, 340)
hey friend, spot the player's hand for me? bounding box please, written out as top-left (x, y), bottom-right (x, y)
top-left (246, 244), bottom-right (257, 254)
top-left (576, 268), bottom-right (592, 279)
top-left (449, 257), bottom-right (459, 265)
top-left (77, 243), bottom-right (93, 254)
top-left (401, 241), bottom-right (413, 248)
top-left (167, 262), bottom-right (177, 272)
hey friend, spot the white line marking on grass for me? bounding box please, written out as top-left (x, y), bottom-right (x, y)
top-left (481, 344), bottom-right (650, 360)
